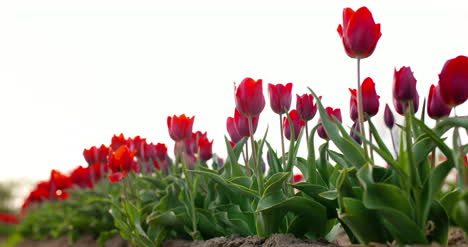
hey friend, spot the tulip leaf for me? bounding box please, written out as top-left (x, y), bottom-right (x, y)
top-left (377, 207), bottom-right (427, 245)
top-left (263, 172), bottom-right (290, 196)
top-left (427, 200), bottom-right (449, 245)
top-left (440, 189), bottom-right (461, 223)
top-left (266, 141), bottom-right (283, 174)
top-left (291, 182), bottom-right (338, 218)
top-left (328, 150), bottom-right (351, 168)
top-left (362, 183), bottom-right (414, 220)
top-left (190, 169), bottom-right (259, 198)
top-left (452, 191), bottom-right (468, 233)
top-left (224, 136), bottom-right (246, 177)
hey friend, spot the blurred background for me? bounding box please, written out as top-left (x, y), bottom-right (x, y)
top-left (0, 0), bottom-right (467, 207)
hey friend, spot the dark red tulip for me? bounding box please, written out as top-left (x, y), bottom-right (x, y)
top-left (337, 7), bottom-right (381, 59)
top-left (226, 116), bottom-right (242, 143)
top-left (393, 90), bottom-right (419, 115)
top-left (167, 114), bottom-right (195, 141)
top-left (361, 77), bottom-right (380, 117)
top-left (393, 66), bottom-right (418, 102)
top-left (234, 109), bottom-right (259, 137)
top-left (428, 84), bottom-right (452, 119)
top-left (70, 166), bottom-right (93, 188)
top-left (268, 83), bottom-right (293, 114)
top-left (283, 110), bottom-right (305, 141)
top-left (438, 55), bottom-right (468, 106)
top-left (349, 89), bottom-right (358, 122)
top-left (185, 131), bottom-right (207, 155)
top-left (350, 121), bottom-right (362, 145)
top-left (198, 136), bottom-right (213, 161)
top-left (127, 136), bottom-right (146, 158)
top-left (317, 107), bottom-right (342, 140)
top-left (154, 143), bottom-right (167, 161)
top-left (296, 94), bottom-right (320, 122)
top-left (384, 104), bottom-right (395, 129)
top-left (143, 142), bottom-right (167, 161)
top-left (111, 133), bottom-right (127, 151)
top-left (83, 144), bottom-right (109, 165)
top-left (50, 170), bottom-right (73, 190)
top-left (235, 77), bottom-right (265, 118)
top-left (107, 145), bottom-right (137, 174)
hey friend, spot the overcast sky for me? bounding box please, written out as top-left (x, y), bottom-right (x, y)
top-left (1, 0), bottom-right (467, 191)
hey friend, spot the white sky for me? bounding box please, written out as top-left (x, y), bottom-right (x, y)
top-left (1, 0), bottom-right (467, 190)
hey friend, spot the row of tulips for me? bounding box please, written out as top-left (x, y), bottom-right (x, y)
top-left (8, 5), bottom-right (468, 247)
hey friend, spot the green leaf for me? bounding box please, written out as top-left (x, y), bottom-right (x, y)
top-left (452, 191), bottom-right (468, 234)
top-left (263, 172), bottom-right (290, 196)
top-left (427, 200), bottom-right (449, 246)
top-left (378, 206), bottom-right (428, 244)
top-left (440, 189), bottom-right (461, 223)
top-left (224, 136), bottom-right (246, 177)
top-left (362, 183), bottom-right (414, 220)
top-left (266, 141), bottom-right (283, 173)
top-left (291, 182), bottom-right (338, 218)
top-left (190, 169), bottom-right (259, 198)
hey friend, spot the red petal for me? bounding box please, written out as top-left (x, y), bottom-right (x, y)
top-left (108, 172), bottom-right (126, 183)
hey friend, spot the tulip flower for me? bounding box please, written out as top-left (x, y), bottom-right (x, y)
top-left (337, 7), bottom-right (381, 59)
top-left (226, 116), bottom-right (242, 143)
top-left (111, 133), bottom-right (127, 150)
top-left (318, 107), bottom-right (342, 140)
top-left (384, 104), bottom-right (395, 129)
top-left (393, 91), bottom-right (419, 115)
top-left (198, 136), bottom-right (213, 161)
top-left (127, 136), bottom-right (146, 158)
top-left (293, 174), bottom-right (304, 184)
top-left (235, 77), bottom-right (265, 118)
top-left (349, 89), bottom-right (358, 122)
top-left (268, 83), bottom-right (293, 114)
top-left (350, 121), bottom-right (362, 145)
top-left (234, 109), bottom-right (259, 137)
top-left (83, 144), bottom-right (109, 165)
top-left (296, 94), bottom-right (319, 122)
top-left (185, 131), bottom-right (207, 155)
top-left (438, 55), bottom-right (468, 107)
top-left (0, 213), bottom-right (20, 224)
top-left (167, 114), bottom-right (195, 141)
top-left (283, 110), bottom-right (305, 141)
top-left (361, 77), bottom-right (380, 117)
top-left (393, 66), bottom-right (418, 102)
top-left (70, 166), bottom-right (93, 188)
top-left (50, 170), bottom-right (73, 190)
top-left (107, 145), bottom-right (137, 182)
top-left (428, 84), bottom-right (452, 119)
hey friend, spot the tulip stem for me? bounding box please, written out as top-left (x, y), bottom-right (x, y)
top-left (405, 105), bottom-right (420, 187)
top-left (390, 129), bottom-right (398, 158)
top-left (248, 117), bottom-right (264, 195)
top-left (279, 114), bottom-right (286, 170)
top-left (244, 141), bottom-right (250, 176)
top-left (454, 108), bottom-right (468, 189)
top-left (356, 58), bottom-right (369, 161)
top-left (368, 122), bottom-right (374, 160)
top-left (305, 121), bottom-right (309, 152)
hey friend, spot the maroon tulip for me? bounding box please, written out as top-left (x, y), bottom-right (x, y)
top-left (393, 66), bottom-right (418, 102)
top-left (167, 114), bottom-right (195, 141)
top-left (83, 144), bottom-right (109, 165)
top-left (111, 133), bottom-right (127, 151)
top-left (235, 77), bottom-right (265, 118)
top-left (317, 107), bottom-right (342, 140)
top-left (361, 77), bottom-right (380, 117)
top-left (296, 94), bottom-right (320, 122)
top-left (185, 131), bottom-right (207, 155)
top-left (337, 7), bottom-right (381, 59)
top-left (393, 90), bottom-right (419, 115)
top-left (50, 170), bottom-right (73, 190)
top-left (70, 166), bottom-right (93, 189)
top-left (268, 83), bottom-right (293, 114)
top-left (283, 110), bottom-right (305, 141)
top-left (226, 116), bottom-right (242, 143)
top-left (438, 55), bottom-right (468, 106)
top-left (234, 109), bottom-right (259, 137)
top-left (198, 136), bottom-right (213, 161)
top-left (428, 84), bottom-right (452, 119)
top-left (154, 143), bottom-right (167, 161)
top-left (384, 104), bottom-right (395, 129)
top-left (350, 121), bottom-right (362, 145)
top-left (349, 89), bottom-right (358, 122)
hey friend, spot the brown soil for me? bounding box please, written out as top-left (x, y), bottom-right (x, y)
top-left (14, 235), bottom-right (129, 247)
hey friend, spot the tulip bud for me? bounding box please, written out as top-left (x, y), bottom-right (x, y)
top-left (393, 91), bottom-right (419, 115)
top-left (226, 117), bottom-right (242, 143)
top-left (438, 55), bottom-right (468, 107)
top-left (50, 170), bottom-right (73, 190)
top-left (350, 121), bottom-right (362, 145)
top-left (349, 89), bottom-right (358, 122)
top-left (293, 174), bottom-right (304, 184)
top-left (361, 77), bottom-right (380, 117)
top-left (317, 107), bottom-right (342, 140)
top-left (337, 7), bottom-right (381, 59)
top-left (234, 109), bottom-right (259, 137)
top-left (268, 83), bottom-right (293, 114)
top-left (111, 133), bottom-right (127, 151)
top-left (283, 110), bottom-right (305, 141)
top-left (198, 136), bottom-right (213, 161)
top-left (296, 94), bottom-right (319, 122)
top-left (393, 66), bottom-right (418, 102)
top-left (428, 84), bottom-right (452, 119)
top-left (384, 104), bottom-right (395, 129)
top-left (235, 77), bottom-right (265, 118)
top-left (167, 114), bottom-right (195, 141)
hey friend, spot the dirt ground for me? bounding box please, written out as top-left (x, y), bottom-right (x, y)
top-left (7, 228), bottom-right (468, 247)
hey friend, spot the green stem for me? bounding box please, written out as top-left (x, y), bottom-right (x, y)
top-left (356, 58), bottom-right (369, 160)
top-left (305, 121), bottom-right (309, 152)
top-left (248, 116), bottom-right (264, 195)
top-left (180, 145), bottom-right (199, 238)
top-left (307, 124), bottom-right (317, 184)
top-left (279, 114), bottom-right (286, 171)
top-left (368, 121), bottom-right (374, 161)
top-left (405, 104), bottom-right (420, 187)
top-left (454, 107), bottom-right (468, 189)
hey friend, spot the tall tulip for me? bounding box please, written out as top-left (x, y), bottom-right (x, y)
top-left (428, 84), bottom-right (452, 119)
top-left (198, 136), bottom-right (213, 162)
top-left (296, 94), bottom-right (320, 147)
top-left (393, 66), bottom-right (418, 102)
top-left (268, 83), bottom-right (293, 114)
top-left (167, 114), bottom-right (195, 142)
top-left (226, 116), bottom-right (242, 143)
top-left (438, 55), bottom-right (468, 107)
top-left (107, 145), bottom-right (137, 182)
top-left (283, 110), bottom-right (305, 141)
top-left (234, 109), bottom-right (259, 138)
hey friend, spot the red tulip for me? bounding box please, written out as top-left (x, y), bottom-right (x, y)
top-left (349, 89), bottom-right (358, 122)
top-left (184, 153), bottom-right (197, 169)
top-left (293, 174), bottom-right (304, 184)
top-left (393, 66), bottom-right (418, 102)
top-left (154, 143), bottom-right (167, 161)
top-left (235, 77), bottom-right (265, 118)
top-left (438, 55), bottom-right (468, 106)
top-left (296, 94), bottom-right (320, 122)
top-left (167, 114), bottom-right (195, 141)
top-left (393, 90), bottom-right (419, 115)
top-left (50, 170), bottom-right (73, 190)
top-left (128, 136), bottom-right (146, 158)
top-left (83, 144), bottom-right (109, 165)
top-left (111, 133), bottom-right (128, 151)
top-left (185, 131), bottom-right (207, 155)
top-left (337, 7), bottom-right (381, 59)
top-left (198, 136), bottom-right (213, 161)
top-left (70, 166), bottom-right (93, 188)
top-left (384, 104), bottom-right (395, 129)
top-left (317, 107), bottom-right (342, 140)
top-left (108, 172), bottom-right (126, 183)
top-left (226, 116), bottom-right (242, 143)
top-left (283, 110), bottom-right (305, 141)
top-left (268, 83), bottom-right (293, 114)
top-left (361, 77), bottom-right (380, 117)
top-left (234, 109), bottom-right (259, 137)
top-left (428, 84), bottom-right (452, 119)
top-left (0, 213), bottom-right (20, 224)
top-left (107, 145), bottom-right (137, 174)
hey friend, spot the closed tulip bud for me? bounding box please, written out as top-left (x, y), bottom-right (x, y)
top-left (438, 55), bottom-right (468, 106)
top-left (293, 174), bottom-right (304, 184)
top-left (283, 110), bottom-right (305, 141)
top-left (226, 116), bottom-right (242, 143)
top-left (83, 145), bottom-right (109, 165)
top-left (337, 7), bottom-right (381, 59)
top-left (154, 143), bottom-right (167, 161)
top-left (393, 66), bottom-right (418, 102)
top-left (350, 121), bottom-right (362, 145)
top-left (268, 83), bottom-right (293, 114)
top-left (235, 77), bottom-right (265, 118)
top-left (50, 170), bottom-right (73, 190)
top-left (428, 84), bottom-right (452, 119)
top-left (296, 94), bottom-right (320, 122)
top-left (70, 166), bottom-right (93, 189)
top-left (361, 77), bottom-right (380, 117)
top-left (198, 136), bottom-right (213, 161)
top-left (167, 114), bottom-right (195, 141)
top-left (317, 107), bottom-right (342, 140)
top-left (384, 104), bottom-right (395, 129)
top-left (234, 109), bottom-right (259, 137)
